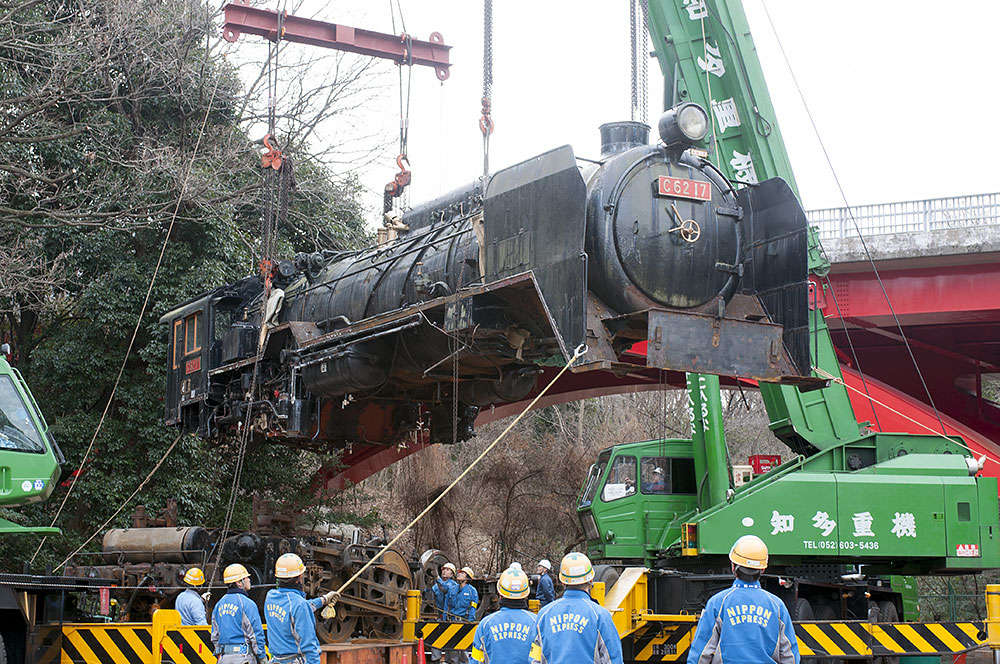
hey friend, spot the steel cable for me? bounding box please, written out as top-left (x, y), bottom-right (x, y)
top-left (759, 1), bottom-right (947, 434)
top-left (29, 54), bottom-right (229, 566)
top-left (330, 345), bottom-right (589, 599)
top-left (53, 434), bottom-right (183, 572)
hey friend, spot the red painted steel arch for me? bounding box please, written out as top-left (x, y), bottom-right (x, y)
top-left (316, 361), bottom-right (1000, 493)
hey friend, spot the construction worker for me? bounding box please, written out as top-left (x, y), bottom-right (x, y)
top-left (433, 562), bottom-right (459, 619)
top-left (176, 567), bottom-right (208, 625)
top-left (687, 535), bottom-right (799, 664)
top-left (535, 560), bottom-right (554, 607)
top-left (452, 567), bottom-right (479, 621)
top-left (471, 567), bottom-right (535, 663)
top-left (210, 564), bottom-right (266, 664)
top-left (264, 553), bottom-right (339, 664)
top-left (528, 553), bottom-right (623, 664)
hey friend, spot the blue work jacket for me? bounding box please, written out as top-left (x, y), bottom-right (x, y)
top-left (176, 588), bottom-right (207, 625)
top-left (687, 579), bottom-right (800, 664)
top-left (536, 573), bottom-right (555, 607)
top-left (210, 588), bottom-right (266, 658)
top-left (529, 588), bottom-right (623, 664)
top-left (432, 577), bottom-right (459, 619)
top-left (452, 583), bottom-right (479, 621)
top-left (264, 587), bottom-right (325, 664)
top-left (471, 606), bottom-right (535, 663)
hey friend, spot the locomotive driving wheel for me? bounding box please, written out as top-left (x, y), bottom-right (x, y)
top-left (357, 549), bottom-right (412, 639)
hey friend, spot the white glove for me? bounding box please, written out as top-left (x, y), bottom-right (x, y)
top-left (322, 590), bottom-right (340, 606)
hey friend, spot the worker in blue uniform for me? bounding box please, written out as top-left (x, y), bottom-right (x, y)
top-left (176, 567), bottom-right (208, 625)
top-left (534, 559), bottom-right (554, 607)
top-left (452, 567), bottom-right (479, 621)
top-left (210, 564), bottom-right (267, 664)
top-left (687, 535), bottom-right (800, 664)
top-left (264, 553), bottom-right (339, 664)
top-left (528, 552), bottom-right (623, 664)
top-left (432, 562), bottom-right (459, 619)
top-left (471, 567), bottom-right (535, 663)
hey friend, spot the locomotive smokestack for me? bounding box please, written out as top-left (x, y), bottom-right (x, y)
top-left (598, 121), bottom-right (650, 156)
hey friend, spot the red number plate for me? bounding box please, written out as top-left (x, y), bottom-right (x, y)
top-left (657, 176), bottom-right (712, 201)
top-left (185, 356), bottom-right (201, 374)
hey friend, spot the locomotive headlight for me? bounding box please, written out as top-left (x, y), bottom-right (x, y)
top-left (658, 102), bottom-right (709, 149)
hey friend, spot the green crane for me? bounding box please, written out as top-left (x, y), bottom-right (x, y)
top-left (577, 1), bottom-right (999, 616)
top-left (0, 349), bottom-right (63, 534)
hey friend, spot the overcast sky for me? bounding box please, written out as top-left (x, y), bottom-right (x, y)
top-left (281, 0), bottom-right (1000, 227)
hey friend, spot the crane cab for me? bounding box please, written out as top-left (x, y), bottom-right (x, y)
top-left (578, 439), bottom-right (698, 563)
top-left (0, 350), bottom-right (64, 533)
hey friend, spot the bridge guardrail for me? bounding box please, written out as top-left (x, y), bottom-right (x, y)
top-left (807, 192), bottom-right (1000, 241)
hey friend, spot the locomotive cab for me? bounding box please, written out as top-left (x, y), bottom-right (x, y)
top-left (161, 278), bottom-right (266, 436)
top-left (578, 439), bottom-right (698, 562)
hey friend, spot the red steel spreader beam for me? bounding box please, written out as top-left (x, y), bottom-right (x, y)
top-left (221, 2), bottom-right (452, 80)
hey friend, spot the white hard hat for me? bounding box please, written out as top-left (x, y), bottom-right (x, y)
top-left (654, 467), bottom-right (664, 475)
top-left (537, 559), bottom-right (552, 571)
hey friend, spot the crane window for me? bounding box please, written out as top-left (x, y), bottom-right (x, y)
top-left (602, 455), bottom-right (637, 502)
top-left (0, 375), bottom-right (45, 453)
top-left (641, 456), bottom-right (697, 495)
top-left (579, 450), bottom-right (611, 508)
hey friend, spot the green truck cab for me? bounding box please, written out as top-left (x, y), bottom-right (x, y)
top-left (0, 351), bottom-right (63, 533)
top-left (579, 439), bottom-right (698, 563)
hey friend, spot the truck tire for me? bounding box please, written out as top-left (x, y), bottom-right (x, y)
top-left (811, 601), bottom-right (842, 664)
top-left (875, 601), bottom-right (899, 664)
top-left (789, 597), bottom-right (814, 621)
top-left (0, 631), bottom-right (7, 664)
top-left (592, 565), bottom-right (620, 592)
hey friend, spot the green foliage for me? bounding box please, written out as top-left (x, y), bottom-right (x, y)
top-left (0, 0), bottom-right (373, 569)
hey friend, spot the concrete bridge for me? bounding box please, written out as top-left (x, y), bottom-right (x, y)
top-left (318, 192), bottom-right (1000, 491)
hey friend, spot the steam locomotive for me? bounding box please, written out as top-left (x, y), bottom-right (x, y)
top-left (162, 103), bottom-right (810, 450)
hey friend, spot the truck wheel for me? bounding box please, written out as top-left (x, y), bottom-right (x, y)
top-left (789, 597), bottom-right (814, 621)
top-left (592, 565), bottom-right (620, 592)
top-left (874, 601), bottom-right (899, 664)
top-left (812, 601), bottom-right (842, 664)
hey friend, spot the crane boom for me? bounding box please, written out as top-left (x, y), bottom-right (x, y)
top-left (647, 0), bottom-right (862, 454)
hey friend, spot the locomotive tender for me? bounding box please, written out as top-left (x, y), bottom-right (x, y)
top-left (162, 103), bottom-right (812, 450)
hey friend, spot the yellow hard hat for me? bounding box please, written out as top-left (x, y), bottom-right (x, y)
top-left (460, 566), bottom-right (474, 579)
top-left (223, 563), bottom-right (250, 584)
top-left (275, 553), bottom-right (306, 579)
top-left (729, 535), bottom-right (768, 570)
top-left (559, 552), bottom-right (594, 586)
top-left (497, 568), bottom-right (530, 599)
top-left (182, 567), bottom-right (205, 586)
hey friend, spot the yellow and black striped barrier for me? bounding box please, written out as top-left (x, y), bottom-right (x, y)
top-left (414, 621), bottom-right (477, 651)
top-left (626, 620), bottom-right (986, 661)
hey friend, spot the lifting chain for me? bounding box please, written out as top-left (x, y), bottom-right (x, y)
top-left (629, 0), bottom-right (649, 124)
top-left (480, 0), bottom-right (493, 178)
top-left (384, 26), bottom-right (414, 214)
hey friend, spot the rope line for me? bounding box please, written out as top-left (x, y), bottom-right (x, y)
top-left (54, 435), bottom-right (183, 572)
top-left (29, 64), bottom-right (228, 566)
top-left (813, 366), bottom-right (997, 467)
top-left (759, 1), bottom-right (946, 434)
top-left (332, 344), bottom-right (588, 597)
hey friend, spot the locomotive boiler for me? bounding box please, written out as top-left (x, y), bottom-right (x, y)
top-left (162, 103), bottom-right (811, 450)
